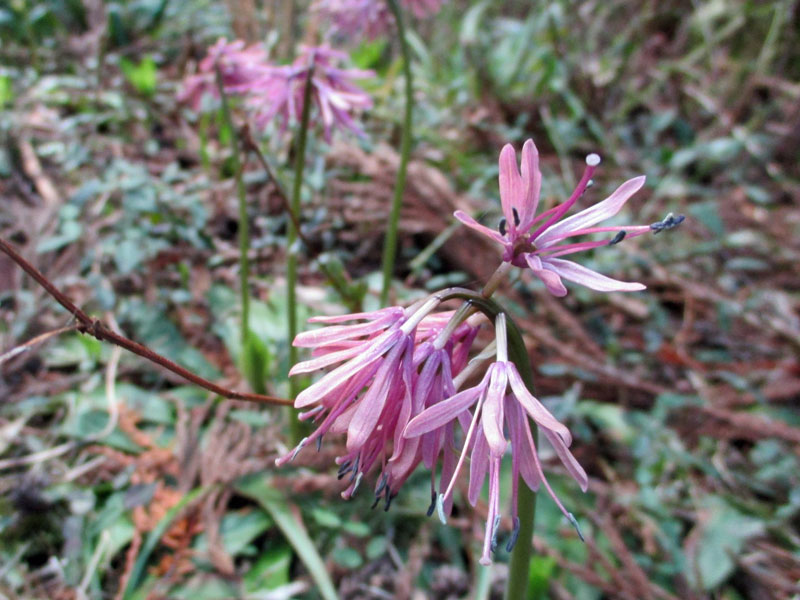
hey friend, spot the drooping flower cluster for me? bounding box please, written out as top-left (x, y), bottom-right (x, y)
top-left (277, 299), bottom-right (481, 507)
top-left (279, 304), bottom-right (587, 564)
top-left (455, 139), bottom-right (684, 296)
top-left (313, 0), bottom-right (443, 39)
top-left (178, 40), bottom-right (373, 140)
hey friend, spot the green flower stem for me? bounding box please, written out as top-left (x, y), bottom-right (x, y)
top-left (380, 0), bottom-right (414, 306)
top-left (287, 66), bottom-right (315, 443)
top-left (215, 68), bottom-right (250, 348)
top-left (504, 328), bottom-right (538, 600)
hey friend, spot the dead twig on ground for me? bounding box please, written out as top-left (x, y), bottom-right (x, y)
top-left (0, 236), bottom-right (291, 406)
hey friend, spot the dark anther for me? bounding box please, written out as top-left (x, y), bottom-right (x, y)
top-left (568, 512), bottom-right (585, 542)
top-left (337, 460), bottom-right (352, 480)
top-left (375, 473), bottom-right (388, 497)
top-left (512, 207), bottom-right (520, 227)
top-left (384, 488), bottom-right (395, 512)
top-left (349, 456), bottom-right (360, 483)
top-left (650, 212), bottom-right (685, 234)
top-left (426, 491), bottom-right (437, 517)
top-left (490, 515), bottom-right (501, 552)
top-left (499, 218), bottom-right (507, 236)
top-left (506, 517), bottom-right (521, 552)
top-left (609, 230), bottom-right (626, 245)
top-left (315, 437), bottom-right (322, 452)
top-left (371, 495), bottom-right (381, 509)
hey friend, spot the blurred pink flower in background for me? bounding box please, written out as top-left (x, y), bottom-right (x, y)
top-left (178, 40), bottom-right (373, 141)
top-left (455, 139), bottom-right (683, 296)
top-left (177, 38), bottom-right (269, 110)
top-left (249, 45), bottom-right (374, 141)
top-left (313, 0), bottom-right (443, 39)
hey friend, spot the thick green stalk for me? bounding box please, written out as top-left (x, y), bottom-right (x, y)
top-left (504, 324), bottom-right (539, 600)
top-left (287, 66), bottom-right (315, 441)
top-left (215, 68), bottom-right (250, 348)
top-left (380, 0), bottom-right (414, 305)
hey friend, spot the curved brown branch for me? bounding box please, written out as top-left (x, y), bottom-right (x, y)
top-left (0, 237), bottom-right (292, 406)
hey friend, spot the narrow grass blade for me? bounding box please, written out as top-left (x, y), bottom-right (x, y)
top-left (236, 474), bottom-right (339, 600)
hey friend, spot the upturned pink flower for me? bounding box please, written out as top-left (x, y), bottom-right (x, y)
top-left (455, 139), bottom-right (683, 296)
top-left (277, 299), bottom-right (481, 507)
top-left (179, 41), bottom-right (373, 141)
top-left (177, 38), bottom-right (270, 110)
top-left (313, 0), bottom-right (442, 39)
top-left (248, 45), bottom-right (374, 141)
top-left (404, 313), bottom-right (588, 565)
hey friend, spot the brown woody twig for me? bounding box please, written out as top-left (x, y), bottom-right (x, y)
top-left (0, 237), bottom-right (291, 406)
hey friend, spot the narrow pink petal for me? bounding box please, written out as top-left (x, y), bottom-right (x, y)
top-left (542, 429), bottom-right (589, 492)
top-left (453, 210), bottom-right (507, 244)
top-left (498, 144), bottom-right (522, 231)
top-left (346, 340), bottom-right (407, 451)
top-left (439, 424), bottom-right (457, 516)
top-left (468, 426), bottom-right (488, 505)
top-left (525, 254), bottom-right (567, 297)
top-left (289, 343), bottom-right (365, 375)
top-left (536, 175), bottom-right (646, 245)
top-left (292, 317), bottom-right (395, 347)
top-left (543, 258), bottom-right (646, 293)
top-left (404, 385), bottom-right (483, 438)
top-left (481, 366), bottom-right (508, 456)
top-left (506, 365), bottom-right (573, 444)
top-left (518, 139), bottom-right (541, 228)
top-left (538, 240), bottom-right (609, 258)
top-left (293, 330), bottom-right (401, 407)
top-left (479, 458), bottom-right (501, 566)
top-left (307, 306), bottom-right (404, 324)
top-left (505, 396), bottom-right (541, 491)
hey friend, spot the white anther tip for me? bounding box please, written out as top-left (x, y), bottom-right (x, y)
top-left (585, 153), bottom-right (601, 167)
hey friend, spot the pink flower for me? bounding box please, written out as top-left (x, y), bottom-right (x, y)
top-left (404, 313), bottom-right (588, 565)
top-left (313, 0), bottom-right (442, 39)
top-left (278, 299), bottom-right (481, 506)
top-left (247, 45), bottom-right (374, 141)
top-left (455, 139), bottom-right (683, 296)
top-left (177, 38), bottom-right (270, 110)
top-left (179, 41), bottom-right (373, 141)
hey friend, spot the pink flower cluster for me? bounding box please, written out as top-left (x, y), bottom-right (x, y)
top-left (178, 39), bottom-right (373, 141)
top-left (277, 139), bottom-right (683, 563)
top-left (278, 303), bottom-right (585, 564)
top-left (313, 0), bottom-right (443, 39)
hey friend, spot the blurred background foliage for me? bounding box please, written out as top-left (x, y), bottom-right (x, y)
top-left (1, 0), bottom-right (799, 599)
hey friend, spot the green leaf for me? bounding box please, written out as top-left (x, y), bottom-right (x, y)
top-left (193, 509), bottom-right (272, 557)
top-left (311, 507), bottom-right (342, 529)
top-left (0, 75), bottom-right (13, 106)
top-left (694, 497), bottom-right (764, 590)
top-left (236, 474), bottom-right (339, 600)
top-left (119, 56), bottom-right (158, 97)
top-left (332, 547), bottom-right (362, 569)
top-left (242, 332), bottom-right (271, 395)
top-left (244, 544), bottom-right (292, 592)
top-left (460, 0), bottom-right (490, 45)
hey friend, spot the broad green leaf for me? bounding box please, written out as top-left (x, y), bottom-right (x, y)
top-left (694, 497), bottom-right (764, 590)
